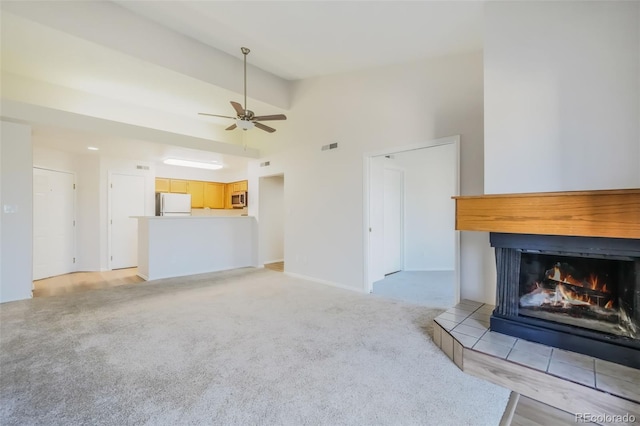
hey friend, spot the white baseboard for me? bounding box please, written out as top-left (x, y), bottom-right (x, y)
top-left (137, 273), bottom-right (149, 281)
top-left (284, 272), bottom-right (367, 294)
top-left (263, 258), bottom-right (284, 265)
top-left (402, 269), bottom-right (455, 272)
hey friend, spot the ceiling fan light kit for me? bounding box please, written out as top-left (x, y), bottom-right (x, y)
top-left (199, 47), bottom-right (287, 133)
top-left (236, 119), bottom-right (254, 130)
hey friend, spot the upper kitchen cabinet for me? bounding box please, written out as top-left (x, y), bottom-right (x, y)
top-left (155, 178), bottom-right (170, 193)
top-left (225, 180), bottom-right (248, 208)
top-left (169, 179), bottom-right (188, 194)
top-left (235, 180), bottom-right (248, 192)
top-left (204, 182), bottom-right (225, 209)
top-left (229, 180), bottom-right (248, 193)
top-left (188, 180), bottom-right (204, 208)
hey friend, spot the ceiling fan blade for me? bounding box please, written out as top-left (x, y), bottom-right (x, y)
top-left (254, 122), bottom-right (276, 133)
top-left (230, 101), bottom-right (244, 116)
top-left (225, 124), bottom-right (237, 131)
top-left (253, 114), bottom-right (287, 122)
top-left (198, 113), bottom-right (236, 119)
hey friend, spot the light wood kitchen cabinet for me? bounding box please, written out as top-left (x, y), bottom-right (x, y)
top-left (155, 178), bottom-right (170, 193)
top-left (204, 182), bottom-right (225, 209)
top-left (169, 179), bottom-right (188, 193)
top-left (156, 177), bottom-right (247, 209)
top-left (188, 180), bottom-right (204, 208)
top-left (224, 184), bottom-right (233, 209)
top-left (224, 180), bottom-right (248, 209)
top-left (230, 180), bottom-right (248, 193)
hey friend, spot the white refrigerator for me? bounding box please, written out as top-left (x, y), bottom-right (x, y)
top-left (156, 193), bottom-right (192, 216)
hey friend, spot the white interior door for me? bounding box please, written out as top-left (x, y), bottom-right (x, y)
top-left (33, 168), bottom-right (75, 280)
top-left (383, 168), bottom-right (403, 275)
top-left (110, 173), bottom-right (145, 269)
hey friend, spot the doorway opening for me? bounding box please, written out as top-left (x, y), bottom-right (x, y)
top-left (364, 136), bottom-right (460, 307)
top-left (259, 174), bottom-right (285, 272)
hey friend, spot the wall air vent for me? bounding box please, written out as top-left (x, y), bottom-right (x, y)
top-left (321, 142), bottom-right (339, 151)
top-left (136, 165), bottom-right (150, 170)
top-left (260, 161), bottom-right (271, 167)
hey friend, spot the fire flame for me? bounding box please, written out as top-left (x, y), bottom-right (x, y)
top-left (522, 261), bottom-right (617, 312)
top-left (547, 267), bottom-right (609, 294)
top-left (557, 284), bottom-right (592, 306)
top-left (586, 273), bottom-right (610, 293)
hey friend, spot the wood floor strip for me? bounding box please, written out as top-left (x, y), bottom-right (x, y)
top-left (463, 349), bottom-right (640, 426)
top-left (510, 395), bottom-right (597, 426)
top-left (264, 261), bottom-right (284, 272)
top-left (33, 268), bottom-right (144, 297)
top-left (499, 392), bottom-right (520, 426)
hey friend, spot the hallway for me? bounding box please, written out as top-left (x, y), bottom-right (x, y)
top-left (372, 270), bottom-right (455, 308)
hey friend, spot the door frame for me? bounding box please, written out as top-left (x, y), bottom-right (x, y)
top-left (107, 171), bottom-right (147, 271)
top-left (382, 166), bottom-right (405, 275)
top-left (362, 135), bottom-right (461, 302)
top-left (32, 166), bottom-right (77, 283)
top-left (257, 173), bottom-right (285, 266)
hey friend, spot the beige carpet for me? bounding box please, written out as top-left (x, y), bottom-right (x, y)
top-left (1, 268), bottom-right (509, 425)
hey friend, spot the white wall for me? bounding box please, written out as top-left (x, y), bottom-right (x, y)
top-left (485, 1), bottom-right (640, 194)
top-left (1, 121), bottom-right (33, 303)
top-left (258, 175), bottom-right (284, 264)
top-left (249, 52), bottom-right (490, 301)
top-left (393, 144), bottom-right (456, 271)
top-left (75, 154), bottom-right (101, 271)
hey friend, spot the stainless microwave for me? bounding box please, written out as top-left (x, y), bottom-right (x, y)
top-left (231, 191), bottom-right (247, 208)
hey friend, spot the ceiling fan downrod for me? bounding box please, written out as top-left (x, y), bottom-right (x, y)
top-left (241, 47), bottom-right (250, 113)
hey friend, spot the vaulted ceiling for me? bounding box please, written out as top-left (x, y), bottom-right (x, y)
top-left (0, 1), bottom-right (484, 164)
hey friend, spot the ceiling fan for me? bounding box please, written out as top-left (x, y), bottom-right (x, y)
top-left (198, 47), bottom-right (287, 133)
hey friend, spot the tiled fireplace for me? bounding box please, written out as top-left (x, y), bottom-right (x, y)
top-left (442, 189), bottom-right (640, 422)
top-left (454, 189), bottom-right (640, 369)
top-left (490, 232), bottom-right (640, 369)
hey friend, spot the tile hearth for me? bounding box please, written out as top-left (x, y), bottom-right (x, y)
top-left (433, 300), bottom-right (640, 408)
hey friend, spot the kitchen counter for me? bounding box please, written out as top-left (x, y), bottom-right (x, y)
top-left (135, 216), bottom-right (258, 280)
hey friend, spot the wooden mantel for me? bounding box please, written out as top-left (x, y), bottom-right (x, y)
top-left (453, 189), bottom-right (640, 239)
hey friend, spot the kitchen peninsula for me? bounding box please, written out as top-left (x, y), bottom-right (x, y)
top-left (135, 216), bottom-right (257, 280)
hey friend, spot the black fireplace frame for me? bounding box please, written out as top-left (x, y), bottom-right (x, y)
top-left (489, 233), bottom-right (640, 369)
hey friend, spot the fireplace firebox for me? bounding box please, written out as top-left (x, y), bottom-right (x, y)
top-left (490, 233), bottom-right (640, 369)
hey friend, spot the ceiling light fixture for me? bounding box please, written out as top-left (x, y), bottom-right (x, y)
top-left (236, 119), bottom-right (255, 131)
top-left (164, 158), bottom-right (223, 170)
top-left (87, 146), bottom-right (99, 151)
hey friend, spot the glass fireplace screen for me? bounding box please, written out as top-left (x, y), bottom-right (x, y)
top-left (518, 253), bottom-right (637, 339)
